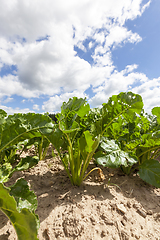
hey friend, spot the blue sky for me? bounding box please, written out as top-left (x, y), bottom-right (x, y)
top-left (0, 0), bottom-right (160, 114)
top-left (113, 0), bottom-right (160, 78)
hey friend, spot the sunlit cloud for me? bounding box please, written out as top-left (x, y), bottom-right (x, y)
top-left (33, 104), bottom-right (40, 111)
top-left (0, 105), bottom-right (33, 115)
top-left (0, 0), bottom-right (157, 114)
top-left (42, 90), bottom-right (88, 113)
top-left (3, 97), bottom-right (14, 103)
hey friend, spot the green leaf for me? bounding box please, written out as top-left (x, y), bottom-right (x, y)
top-left (77, 103), bottom-right (90, 118)
top-left (79, 133), bottom-right (100, 185)
top-left (0, 163), bottom-right (12, 183)
top-left (152, 107), bottom-right (160, 124)
top-left (0, 109), bottom-right (7, 119)
top-left (14, 156), bottom-right (39, 172)
top-left (59, 120), bottom-right (80, 133)
top-left (136, 143), bottom-right (160, 164)
top-left (61, 97), bottom-right (87, 115)
top-left (80, 131), bottom-right (99, 162)
top-left (0, 183), bottom-right (39, 240)
top-left (94, 139), bottom-right (137, 168)
top-left (0, 156), bottom-right (39, 183)
top-left (10, 178), bottom-right (38, 212)
top-left (0, 110), bottom-right (7, 145)
top-left (120, 92), bottom-right (143, 115)
top-left (59, 97), bottom-right (89, 133)
top-left (61, 154), bottom-right (69, 170)
top-left (80, 131), bottom-right (95, 153)
top-left (0, 113), bottom-right (53, 153)
top-left (47, 126), bottom-right (65, 155)
top-left (99, 92), bottom-right (143, 136)
top-left (152, 130), bottom-right (160, 140)
top-left (138, 159), bottom-right (160, 188)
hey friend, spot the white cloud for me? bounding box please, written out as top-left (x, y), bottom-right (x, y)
top-left (131, 77), bottom-right (160, 113)
top-left (0, 105), bottom-right (33, 115)
top-left (3, 97), bottom-right (14, 103)
top-left (0, 38), bottom-right (14, 68)
top-left (93, 32), bottom-right (105, 45)
top-left (33, 104), bottom-right (39, 111)
top-left (105, 26), bottom-right (142, 50)
top-left (0, 75), bottom-right (41, 98)
top-left (89, 72), bottom-right (160, 114)
top-left (0, 0), bottom-right (155, 114)
top-left (42, 91), bottom-right (88, 113)
top-left (89, 65), bottom-right (149, 107)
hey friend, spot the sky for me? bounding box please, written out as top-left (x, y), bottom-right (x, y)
top-left (0, 0), bottom-right (160, 115)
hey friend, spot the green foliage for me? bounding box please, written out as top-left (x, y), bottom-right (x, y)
top-left (0, 91), bottom-right (160, 240)
top-left (94, 138), bottom-right (138, 174)
top-left (138, 160), bottom-right (160, 188)
top-left (0, 156), bottom-right (39, 183)
top-left (0, 182), bottom-right (39, 240)
top-left (93, 94), bottom-right (160, 188)
top-left (47, 97), bottom-right (99, 186)
top-left (152, 107), bottom-right (160, 124)
top-left (0, 112), bottom-right (53, 154)
top-left (10, 178), bottom-right (38, 213)
top-left (0, 111), bottom-right (53, 239)
top-left (45, 92), bottom-right (148, 186)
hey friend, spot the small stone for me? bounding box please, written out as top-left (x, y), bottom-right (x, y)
top-left (100, 214), bottom-right (114, 225)
top-left (147, 210), bottom-right (153, 215)
top-left (135, 234), bottom-right (140, 239)
top-left (154, 213), bottom-right (160, 221)
top-left (90, 216), bottom-right (96, 225)
top-left (127, 201), bottom-right (132, 208)
top-left (116, 203), bottom-right (127, 214)
top-left (137, 209), bottom-right (146, 218)
top-left (91, 195), bottom-right (95, 200)
top-left (133, 203), bottom-right (139, 209)
top-left (123, 215), bottom-right (128, 222)
top-left (101, 230), bottom-right (107, 237)
top-left (121, 220), bottom-right (126, 226)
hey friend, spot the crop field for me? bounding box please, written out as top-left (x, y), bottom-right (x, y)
top-left (0, 92), bottom-right (160, 239)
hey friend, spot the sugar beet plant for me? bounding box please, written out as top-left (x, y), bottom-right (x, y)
top-left (0, 110), bottom-right (53, 240)
top-left (94, 103), bottom-right (160, 188)
top-left (1, 91), bottom-right (160, 239)
top-left (46, 92), bottom-right (145, 186)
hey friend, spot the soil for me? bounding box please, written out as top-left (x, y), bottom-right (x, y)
top-left (0, 145), bottom-right (160, 240)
